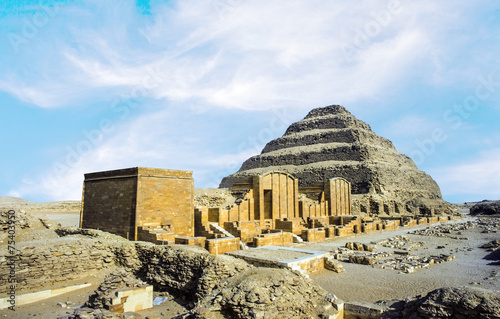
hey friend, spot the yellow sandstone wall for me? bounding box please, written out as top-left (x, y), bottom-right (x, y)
top-left (135, 168), bottom-right (194, 238)
top-left (81, 167), bottom-right (194, 240)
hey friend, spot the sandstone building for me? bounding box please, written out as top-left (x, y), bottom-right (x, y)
top-left (81, 168), bottom-right (356, 252)
top-left (81, 167), bottom-right (194, 241)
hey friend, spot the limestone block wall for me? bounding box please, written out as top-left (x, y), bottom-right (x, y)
top-left (325, 178), bottom-right (352, 215)
top-left (299, 201), bottom-right (329, 218)
top-left (0, 237), bottom-right (115, 295)
top-left (427, 217), bottom-right (439, 223)
top-left (253, 232), bottom-right (293, 247)
top-left (205, 238), bottom-right (240, 255)
top-left (81, 167), bottom-right (194, 241)
top-left (417, 217), bottom-right (428, 225)
top-left (275, 218), bottom-right (306, 235)
top-left (223, 221), bottom-right (262, 243)
top-left (109, 286), bottom-right (153, 313)
top-left (81, 168), bottom-right (138, 239)
top-left (301, 228), bottom-right (326, 242)
top-left (135, 168), bottom-right (194, 238)
top-left (325, 226), bottom-right (336, 238)
top-left (335, 227), bottom-right (354, 237)
top-left (175, 236), bottom-right (206, 248)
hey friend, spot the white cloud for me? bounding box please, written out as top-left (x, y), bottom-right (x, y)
top-left (7, 107), bottom-right (263, 200)
top-left (1, 0), bottom-right (483, 110)
top-left (430, 149), bottom-right (500, 200)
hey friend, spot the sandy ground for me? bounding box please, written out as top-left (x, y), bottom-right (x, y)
top-left (305, 217), bottom-right (500, 303)
top-left (30, 212), bottom-right (81, 228)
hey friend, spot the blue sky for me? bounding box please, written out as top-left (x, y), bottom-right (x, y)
top-left (1, 0), bottom-right (499, 203)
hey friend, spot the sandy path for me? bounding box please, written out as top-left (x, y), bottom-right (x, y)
top-left (305, 218), bottom-right (499, 302)
top-left (31, 212), bottom-right (81, 227)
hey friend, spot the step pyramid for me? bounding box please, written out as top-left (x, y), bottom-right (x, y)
top-left (220, 105), bottom-right (454, 216)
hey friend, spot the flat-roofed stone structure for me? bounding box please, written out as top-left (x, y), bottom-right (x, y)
top-left (81, 167), bottom-right (194, 241)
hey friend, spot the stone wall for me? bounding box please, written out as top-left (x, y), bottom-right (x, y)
top-left (0, 237), bottom-right (116, 294)
top-left (81, 167), bottom-right (194, 240)
top-left (81, 168), bottom-right (138, 239)
top-left (302, 228), bottom-right (326, 242)
top-left (0, 232), bottom-right (250, 302)
top-left (205, 237), bottom-right (240, 255)
top-left (253, 232), bottom-right (294, 247)
top-left (136, 168), bottom-right (194, 238)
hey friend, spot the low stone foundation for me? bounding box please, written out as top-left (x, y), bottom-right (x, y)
top-left (302, 228), bottom-right (326, 242)
top-left (253, 231), bottom-right (293, 247)
top-left (175, 236), bottom-right (206, 248)
top-left (227, 246), bottom-right (330, 273)
top-left (205, 237), bottom-right (240, 255)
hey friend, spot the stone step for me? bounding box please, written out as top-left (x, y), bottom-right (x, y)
top-left (291, 233), bottom-right (304, 243)
top-left (262, 128), bottom-right (394, 154)
top-left (209, 223), bottom-right (235, 238)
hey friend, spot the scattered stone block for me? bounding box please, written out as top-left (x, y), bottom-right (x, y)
top-left (109, 285), bottom-right (153, 313)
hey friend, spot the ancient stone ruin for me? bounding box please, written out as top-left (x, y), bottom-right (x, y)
top-left (221, 105), bottom-right (456, 217)
top-left (79, 105), bottom-right (461, 257)
top-left (81, 168), bottom-right (359, 254)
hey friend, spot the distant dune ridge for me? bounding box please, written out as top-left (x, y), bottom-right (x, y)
top-left (0, 196), bottom-right (81, 214)
top-left (220, 105), bottom-right (456, 216)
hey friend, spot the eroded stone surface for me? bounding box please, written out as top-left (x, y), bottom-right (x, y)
top-left (220, 105), bottom-right (456, 217)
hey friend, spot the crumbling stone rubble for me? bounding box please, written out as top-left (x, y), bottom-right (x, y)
top-left (324, 256), bottom-right (345, 273)
top-left (408, 223), bottom-right (472, 239)
top-left (190, 268), bottom-right (343, 319)
top-left (375, 236), bottom-right (425, 251)
top-left (409, 218), bottom-right (499, 238)
top-left (374, 254), bottom-right (455, 274)
top-left (332, 238), bottom-right (455, 274)
top-left (86, 268), bottom-right (148, 309)
top-left (470, 200), bottom-right (500, 216)
top-left (345, 242), bottom-right (374, 251)
top-left (481, 240), bottom-right (500, 252)
top-left (380, 286), bottom-right (500, 319)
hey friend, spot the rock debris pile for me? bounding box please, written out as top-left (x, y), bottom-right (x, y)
top-left (409, 217), bottom-right (499, 239)
top-left (380, 287), bottom-right (500, 319)
top-left (375, 236), bottom-right (425, 251)
top-left (86, 268), bottom-right (149, 309)
top-left (408, 222), bottom-right (472, 239)
top-left (191, 268), bottom-right (343, 319)
top-left (332, 236), bottom-right (455, 274)
top-left (374, 254), bottom-right (455, 274)
top-left (470, 200), bottom-right (500, 216)
top-left (481, 240), bottom-right (500, 252)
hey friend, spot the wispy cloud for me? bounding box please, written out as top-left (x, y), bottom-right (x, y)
top-left (429, 148), bottom-right (500, 201)
top-left (1, 0), bottom-right (485, 110)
